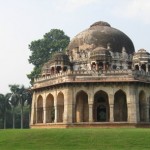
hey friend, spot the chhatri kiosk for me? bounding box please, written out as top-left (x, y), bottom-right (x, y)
top-left (30, 21), bottom-right (150, 128)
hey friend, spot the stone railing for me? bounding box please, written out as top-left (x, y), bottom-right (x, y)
top-left (33, 69), bottom-right (150, 88)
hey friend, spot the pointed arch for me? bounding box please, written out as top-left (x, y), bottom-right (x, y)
top-left (57, 92), bottom-right (64, 122)
top-left (46, 94), bottom-right (54, 123)
top-left (139, 90), bottom-right (147, 122)
top-left (75, 90), bottom-right (89, 122)
top-left (93, 90), bottom-right (109, 122)
top-left (114, 90), bottom-right (127, 122)
top-left (135, 65), bottom-right (139, 71)
top-left (37, 95), bottom-right (43, 123)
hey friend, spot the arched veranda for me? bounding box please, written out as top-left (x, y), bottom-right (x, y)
top-left (114, 90), bottom-right (127, 122)
top-left (93, 90), bottom-right (109, 122)
top-left (37, 95), bottom-right (43, 123)
top-left (139, 91), bottom-right (147, 122)
top-left (57, 92), bottom-right (64, 122)
top-left (75, 91), bottom-right (89, 122)
top-left (46, 94), bottom-right (54, 123)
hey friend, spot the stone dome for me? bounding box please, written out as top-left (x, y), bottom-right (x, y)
top-left (52, 52), bottom-right (70, 62)
top-left (133, 49), bottom-right (150, 63)
top-left (68, 21), bottom-right (135, 55)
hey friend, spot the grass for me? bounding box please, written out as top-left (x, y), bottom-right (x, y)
top-left (0, 128), bottom-right (150, 150)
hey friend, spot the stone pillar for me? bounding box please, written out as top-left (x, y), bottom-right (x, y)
top-left (88, 92), bottom-right (94, 122)
top-left (54, 92), bottom-right (57, 123)
top-left (43, 96), bottom-right (46, 124)
top-left (54, 105), bottom-right (57, 123)
top-left (64, 88), bottom-right (73, 124)
top-left (146, 64), bottom-right (148, 73)
top-left (72, 103), bottom-right (76, 123)
top-left (36, 108), bottom-right (38, 124)
top-left (96, 62), bottom-right (98, 71)
top-left (109, 104), bottom-right (114, 122)
top-left (30, 92), bottom-right (36, 125)
top-left (109, 94), bottom-right (114, 122)
top-left (127, 87), bottom-right (139, 123)
top-left (139, 64), bottom-right (141, 71)
top-left (146, 98), bottom-right (149, 122)
top-left (89, 104), bottom-right (93, 122)
top-left (43, 107), bottom-right (46, 124)
top-left (103, 62), bottom-right (106, 71)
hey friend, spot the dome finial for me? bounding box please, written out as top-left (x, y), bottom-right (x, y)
top-left (90, 21), bottom-right (111, 27)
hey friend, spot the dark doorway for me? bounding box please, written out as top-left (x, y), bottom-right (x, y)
top-left (93, 91), bottom-right (109, 122)
top-left (97, 105), bottom-right (106, 121)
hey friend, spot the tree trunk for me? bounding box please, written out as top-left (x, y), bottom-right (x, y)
top-left (21, 104), bottom-right (23, 129)
top-left (4, 110), bottom-right (6, 129)
top-left (12, 107), bottom-right (15, 129)
top-left (29, 105), bottom-right (31, 127)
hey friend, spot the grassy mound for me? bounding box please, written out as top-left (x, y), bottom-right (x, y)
top-left (0, 128), bottom-right (150, 150)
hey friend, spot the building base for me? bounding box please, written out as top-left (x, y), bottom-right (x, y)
top-left (30, 122), bottom-right (150, 129)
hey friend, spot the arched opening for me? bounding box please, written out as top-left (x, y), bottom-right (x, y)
top-left (98, 62), bottom-right (103, 70)
top-left (51, 67), bottom-right (55, 74)
top-left (148, 65), bottom-right (150, 72)
top-left (75, 91), bottom-right (89, 122)
top-left (56, 66), bottom-right (62, 73)
top-left (141, 64), bottom-right (146, 72)
top-left (105, 62), bottom-right (109, 70)
top-left (135, 65), bottom-right (139, 71)
top-left (114, 90), bottom-right (127, 122)
top-left (93, 91), bottom-right (109, 122)
top-left (139, 91), bottom-right (147, 122)
top-left (37, 95), bottom-right (43, 123)
top-left (91, 62), bottom-right (96, 70)
top-left (46, 94), bottom-right (54, 123)
top-left (57, 92), bottom-right (64, 122)
top-left (113, 65), bottom-right (117, 70)
top-left (63, 66), bottom-right (67, 72)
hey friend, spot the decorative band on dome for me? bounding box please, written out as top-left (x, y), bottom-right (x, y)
top-left (90, 21), bottom-right (111, 27)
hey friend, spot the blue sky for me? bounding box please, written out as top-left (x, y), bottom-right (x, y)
top-left (0, 0), bottom-right (150, 93)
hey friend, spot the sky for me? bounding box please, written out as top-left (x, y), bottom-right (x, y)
top-left (0, 0), bottom-right (150, 94)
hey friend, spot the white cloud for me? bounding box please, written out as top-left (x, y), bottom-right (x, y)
top-left (113, 0), bottom-right (150, 24)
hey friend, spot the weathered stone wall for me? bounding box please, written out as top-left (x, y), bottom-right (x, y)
top-left (30, 82), bottom-right (150, 127)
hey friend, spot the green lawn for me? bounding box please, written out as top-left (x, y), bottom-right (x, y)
top-left (0, 128), bottom-right (150, 150)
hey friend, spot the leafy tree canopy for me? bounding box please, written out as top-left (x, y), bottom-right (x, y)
top-left (28, 29), bottom-right (70, 84)
top-left (28, 29), bottom-right (70, 67)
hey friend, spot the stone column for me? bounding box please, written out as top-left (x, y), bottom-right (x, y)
top-left (30, 92), bottom-right (36, 125)
top-left (96, 62), bottom-right (98, 71)
top-left (146, 64), bottom-right (149, 73)
top-left (64, 88), bottom-right (73, 124)
top-left (109, 104), bottom-right (114, 122)
top-left (146, 98), bottom-right (149, 122)
top-left (89, 104), bottom-right (93, 122)
top-left (54, 106), bottom-right (58, 123)
top-left (43, 97), bottom-right (46, 124)
top-left (43, 107), bottom-right (46, 124)
top-left (127, 87), bottom-right (139, 123)
top-left (103, 61), bottom-right (106, 71)
top-left (36, 108), bottom-right (38, 124)
top-left (54, 92), bottom-right (57, 123)
top-left (139, 64), bottom-right (141, 71)
top-left (109, 94), bottom-right (114, 122)
top-left (88, 91), bottom-right (94, 122)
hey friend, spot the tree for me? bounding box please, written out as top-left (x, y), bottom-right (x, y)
top-left (28, 29), bottom-right (70, 84)
top-left (9, 84), bottom-right (20, 129)
top-left (24, 88), bottom-right (33, 126)
top-left (17, 85), bottom-right (27, 129)
top-left (0, 93), bottom-right (11, 129)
